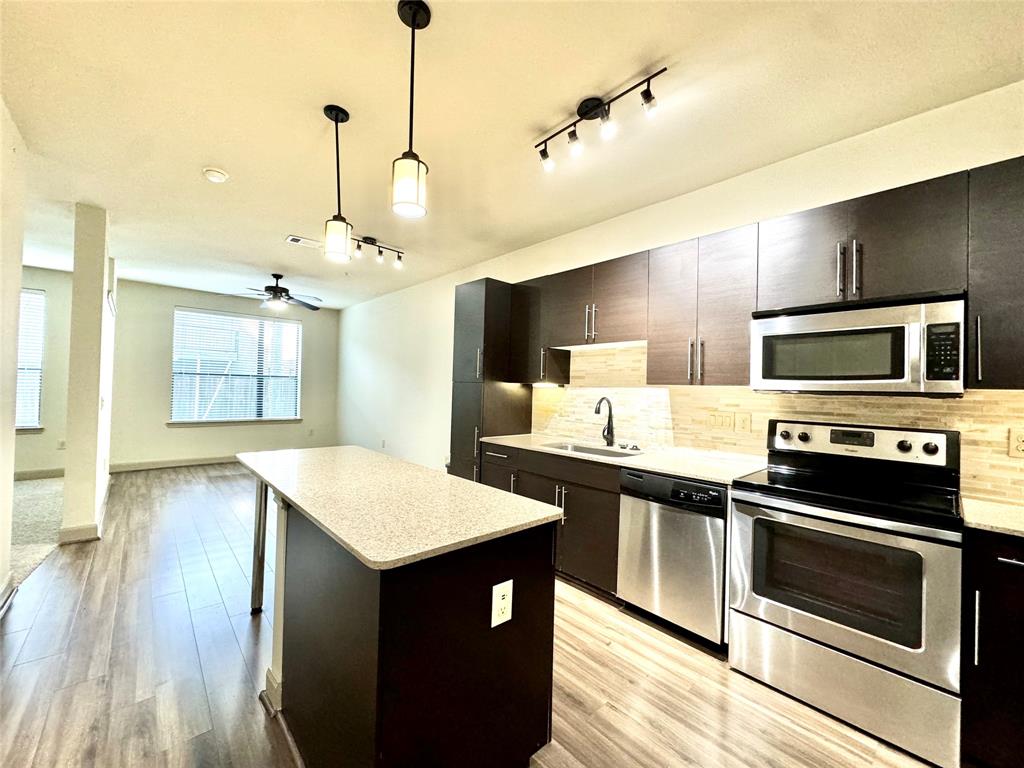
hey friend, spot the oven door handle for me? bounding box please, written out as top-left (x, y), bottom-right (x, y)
top-left (730, 489), bottom-right (962, 544)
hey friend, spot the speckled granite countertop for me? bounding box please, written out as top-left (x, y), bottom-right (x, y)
top-left (480, 434), bottom-right (766, 486)
top-left (237, 446), bottom-right (562, 570)
top-left (962, 497), bottom-right (1024, 537)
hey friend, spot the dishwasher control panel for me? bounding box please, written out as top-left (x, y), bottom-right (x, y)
top-left (620, 469), bottom-right (727, 516)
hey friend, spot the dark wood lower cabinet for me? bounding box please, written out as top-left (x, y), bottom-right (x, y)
top-left (962, 528), bottom-right (1024, 768)
top-left (557, 481), bottom-right (619, 594)
top-left (480, 460), bottom-right (515, 493)
top-left (489, 449), bottom-right (620, 597)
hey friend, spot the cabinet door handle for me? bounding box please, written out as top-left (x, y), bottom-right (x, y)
top-left (510, 472), bottom-right (517, 494)
top-left (687, 337), bottom-right (694, 384)
top-left (554, 485), bottom-right (562, 510)
top-left (475, 347), bottom-right (482, 379)
top-left (473, 426), bottom-right (479, 457)
top-left (560, 485), bottom-right (568, 523)
top-left (997, 556), bottom-right (1024, 568)
top-left (540, 347), bottom-right (546, 380)
top-left (835, 242), bottom-right (846, 297)
top-left (696, 337), bottom-right (704, 384)
top-left (484, 451), bottom-right (509, 459)
top-left (591, 305), bottom-right (598, 340)
top-left (472, 463), bottom-right (478, 482)
top-left (974, 589), bottom-right (980, 667)
top-left (584, 304), bottom-right (591, 341)
top-left (976, 316), bottom-right (983, 382)
top-left (851, 240), bottom-right (860, 296)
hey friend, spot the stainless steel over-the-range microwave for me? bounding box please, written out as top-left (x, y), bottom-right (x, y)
top-left (750, 298), bottom-right (965, 395)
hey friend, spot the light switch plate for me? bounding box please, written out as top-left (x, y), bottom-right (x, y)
top-left (1010, 427), bottom-right (1024, 459)
top-left (491, 579), bottom-right (513, 628)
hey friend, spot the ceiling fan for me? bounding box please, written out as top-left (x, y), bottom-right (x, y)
top-left (240, 273), bottom-right (322, 311)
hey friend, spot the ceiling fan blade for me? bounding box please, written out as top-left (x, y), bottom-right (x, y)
top-left (289, 293), bottom-right (323, 303)
top-left (286, 296), bottom-right (320, 311)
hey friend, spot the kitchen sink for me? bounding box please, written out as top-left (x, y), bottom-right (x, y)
top-left (543, 442), bottom-right (641, 458)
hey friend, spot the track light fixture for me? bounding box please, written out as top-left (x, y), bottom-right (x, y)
top-left (568, 127), bottom-right (583, 158)
top-left (533, 66), bottom-right (666, 169)
top-left (323, 104), bottom-right (354, 263)
top-left (349, 235), bottom-right (404, 267)
top-left (391, 0), bottom-right (431, 219)
top-left (394, 253), bottom-right (404, 270)
top-left (539, 144), bottom-right (555, 173)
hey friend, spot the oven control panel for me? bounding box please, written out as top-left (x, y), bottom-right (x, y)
top-left (771, 421), bottom-right (953, 466)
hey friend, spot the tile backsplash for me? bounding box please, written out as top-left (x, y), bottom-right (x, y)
top-left (532, 344), bottom-right (1024, 504)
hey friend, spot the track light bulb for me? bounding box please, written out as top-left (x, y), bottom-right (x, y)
top-left (599, 106), bottom-right (617, 141)
top-left (539, 145), bottom-right (555, 173)
top-left (376, 247), bottom-right (385, 265)
top-left (354, 241), bottom-right (363, 259)
top-left (641, 86), bottom-right (658, 117)
top-left (394, 253), bottom-right (404, 270)
top-left (568, 128), bottom-right (583, 158)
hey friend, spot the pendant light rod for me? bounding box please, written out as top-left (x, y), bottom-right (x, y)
top-left (533, 66), bottom-right (667, 149)
top-left (397, 0), bottom-right (430, 153)
top-left (323, 104), bottom-right (350, 215)
top-left (407, 12), bottom-right (416, 152)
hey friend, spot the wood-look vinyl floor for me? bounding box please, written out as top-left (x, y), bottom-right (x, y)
top-left (0, 464), bottom-right (926, 768)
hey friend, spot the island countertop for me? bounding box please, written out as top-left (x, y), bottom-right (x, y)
top-left (237, 445), bottom-right (562, 570)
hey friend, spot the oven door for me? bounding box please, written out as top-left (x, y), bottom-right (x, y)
top-left (750, 300), bottom-right (963, 394)
top-left (730, 491), bottom-right (961, 692)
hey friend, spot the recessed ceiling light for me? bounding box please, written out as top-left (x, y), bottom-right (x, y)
top-left (203, 167), bottom-right (230, 183)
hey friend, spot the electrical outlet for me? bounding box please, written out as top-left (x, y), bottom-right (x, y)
top-left (1010, 428), bottom-right (1024, 459)
top-left (381, 439), bottom-right (386, 449)
top-left (735, 412), bottom-right (751, 433)
top-left (491, 579), bottom-right (513, 628)
top-left (57, 439), bottom-right (66, 450)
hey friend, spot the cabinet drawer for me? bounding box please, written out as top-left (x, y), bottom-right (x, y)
top-left (479, 443), bottom-right (518, 467)
top-left (516, 449), bottom-right (620, 493)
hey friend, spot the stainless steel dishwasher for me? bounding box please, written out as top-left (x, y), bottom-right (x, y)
top-left (617, 468), bottom-right (727, 644)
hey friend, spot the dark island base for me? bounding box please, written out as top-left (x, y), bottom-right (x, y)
top-left (283, 506), bottom-right (557, 768)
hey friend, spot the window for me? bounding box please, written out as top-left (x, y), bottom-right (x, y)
top-left (16, 289), bottom-right (45, 429)
top-left (170, 308), bottom-right (302, 423)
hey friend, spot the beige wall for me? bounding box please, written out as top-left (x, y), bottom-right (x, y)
top-left (15, 267), bottom-right (72, 474)
top-left (1, 98), bottom-right (28, 599)
top-left (14, 270), bottom-right (341, 474)
top-left (338, 81), bottom-right (1024, 471)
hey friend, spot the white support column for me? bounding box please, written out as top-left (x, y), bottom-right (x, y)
top-left (61, 203), bottom-right (116, 542)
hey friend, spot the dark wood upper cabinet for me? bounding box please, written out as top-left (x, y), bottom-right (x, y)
top-left (509, 283), bottom-right (571, 384)
top-left (757, 202), bottom-right (850, 312)
top-left (452, 278), bottom-right (512, 383)
top-left (850, 171), bottom-right (968, 300)
top-left (962, 528), bottom-right (1024, 768)
top-left (647, 240), bottom-right (699, 385)
top-left (697, 224), bottom-right (758, 386)
top-left (968, 156), bottom-right (1024, 389)
top-left (591, 251), bottom-right (649, 344)
top-left (536, 266), bottom-right (593, 348)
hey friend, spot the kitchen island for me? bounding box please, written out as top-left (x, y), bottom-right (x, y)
top-left (238, 446), bottom-right (563, 768)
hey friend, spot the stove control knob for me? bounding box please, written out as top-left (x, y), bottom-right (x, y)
top-left (897, 440), bottom-right (913, 453)
top-left (923, 442), bottom-right (940, 456)
top-left (779, 430), bottom-right (792, 441)
top-left (797, 431), bottom-right (811, 443)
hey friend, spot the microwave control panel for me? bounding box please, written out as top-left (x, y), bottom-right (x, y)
top-left (925, 323), bottom-right (960, 381)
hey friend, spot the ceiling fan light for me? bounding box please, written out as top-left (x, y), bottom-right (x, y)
top-left (324, 214), bottom-right (353, 262)
top-left (392, 151), bottom-right (428, 218)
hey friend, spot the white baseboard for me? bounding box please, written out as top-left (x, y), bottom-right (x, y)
top-left (0, 573), bottom-right (16, 619)
top-left (14, 456), bottom-right (239, 482)
top-left (265, 666), bottom-right (283, 711)
top-left (58, 523), bottom-right (100, 544)
top-left (13, 467), bottom-right (64, 481)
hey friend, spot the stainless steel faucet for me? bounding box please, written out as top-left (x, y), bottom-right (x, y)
top-left (594, 397), bottom-right (614, 447)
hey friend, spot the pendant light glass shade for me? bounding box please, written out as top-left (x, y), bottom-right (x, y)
top-left (324, 214), bottom-right (353, 262)
top-left (392, 151), bottom-right (428, 219)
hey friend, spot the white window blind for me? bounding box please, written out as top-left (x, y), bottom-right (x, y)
top-left (171, 308), bottom-right (302, 423)
top-left (16, 289), bottom-right (46, 428)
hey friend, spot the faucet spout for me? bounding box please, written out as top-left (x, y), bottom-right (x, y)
top-left (593, 397), bottom-right (614, 447)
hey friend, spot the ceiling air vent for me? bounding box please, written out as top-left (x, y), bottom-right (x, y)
top-left (285, 235), bottom-right (321, 249)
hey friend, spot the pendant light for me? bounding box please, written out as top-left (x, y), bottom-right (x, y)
top-left (391, 0), bottom-right (431, 219)
top-left (324, 104), bottom-right (354, 262)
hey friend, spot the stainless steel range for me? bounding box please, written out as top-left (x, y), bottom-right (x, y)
top-left (728, 420), bottom-right (962, 768)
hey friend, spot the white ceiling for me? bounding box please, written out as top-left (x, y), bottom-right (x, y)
top-left (3, 2), bottom-right (1022, 308)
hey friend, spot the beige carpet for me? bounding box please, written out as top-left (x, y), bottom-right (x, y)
top-left (11, 478), bottom-right (63, 586)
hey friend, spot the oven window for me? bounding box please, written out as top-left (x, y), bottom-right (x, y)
top-left (762, 327), bottom-right (905, 381)
top-left (752, 519), bottom-right (923, 648)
